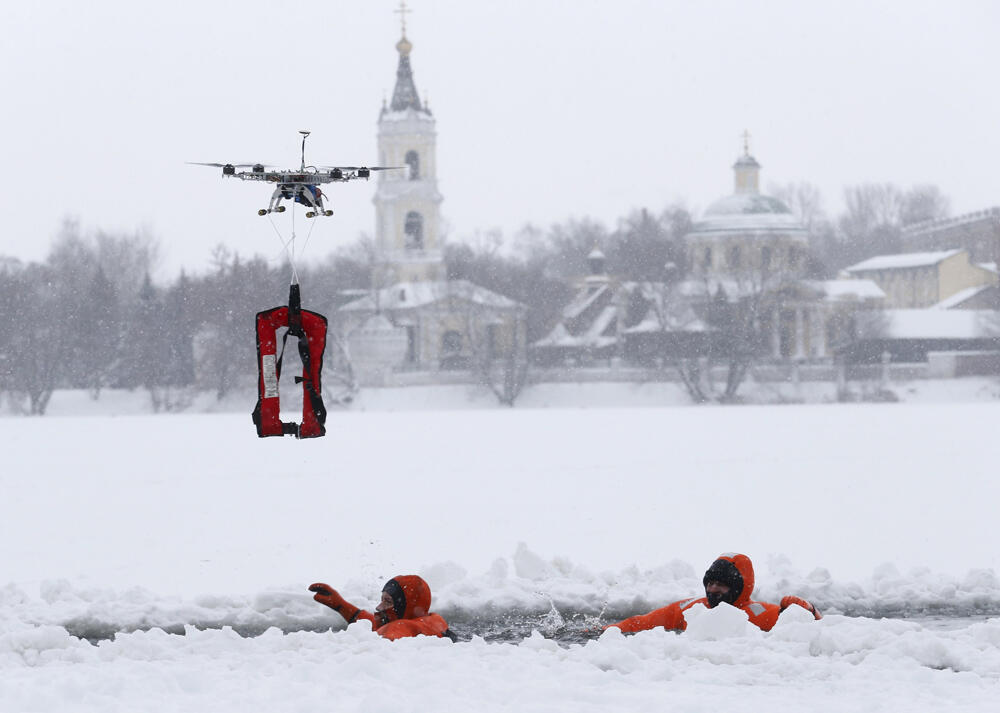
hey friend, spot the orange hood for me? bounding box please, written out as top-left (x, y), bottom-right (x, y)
top-left (704, 553), bottom-right (755, 608)
top-left (383, 575), bottom-right (432, 619)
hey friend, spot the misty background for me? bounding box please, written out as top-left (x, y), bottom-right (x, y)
top-left (1, 1), bottom-right (998, 412)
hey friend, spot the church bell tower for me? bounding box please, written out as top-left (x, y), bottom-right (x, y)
top-left (374, 4), bottom-right (444, 284)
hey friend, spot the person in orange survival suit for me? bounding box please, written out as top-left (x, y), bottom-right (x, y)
top-left (607, 553), bottom-right (821, 634)
top-left (309, 575), bottom-right (457, 641)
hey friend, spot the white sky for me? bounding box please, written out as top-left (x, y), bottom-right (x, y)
top-left (2, 0), bottom-right (998, 277)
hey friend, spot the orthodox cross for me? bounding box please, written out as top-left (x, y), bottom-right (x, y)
top-left (395, 0), bottom-right (412, 36)
top-left (741, 129), bottom-right (752, 156)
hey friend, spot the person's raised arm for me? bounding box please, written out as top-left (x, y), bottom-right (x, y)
top-left (309, 583), bottom-right (396, 627)
top-left (779, 595), bottom-right (822, 619)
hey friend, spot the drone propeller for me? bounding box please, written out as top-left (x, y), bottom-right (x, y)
top-left (187, 162), bottom-right (274, 169)
top-left (318, 165), bottom-right (403, 172)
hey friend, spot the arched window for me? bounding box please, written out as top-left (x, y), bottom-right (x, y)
top-left (761, 246), bottom-right (772, 269)
top-left (441, 330), bottom-right (462, 354)
top-left (702, 247), bottom-right (713, 271)
top-left (440, 330), bottom-right (466, 369)
top-left (728, 245), bottom-right (741, 269)
top-left (405, 150), bottom-right (420, 180)
top-left (404, 211), bottom-right (424, 250)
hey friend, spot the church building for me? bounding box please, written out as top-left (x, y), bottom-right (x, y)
top-left (337, 16), bottom-right (526, 382)
top-left (679, 141), bottom-right (883, 360)
top-left (532, 139), bottom-right (885, 367)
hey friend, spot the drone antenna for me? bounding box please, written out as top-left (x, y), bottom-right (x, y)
top-left (299, 130), bottom-right (311, 170)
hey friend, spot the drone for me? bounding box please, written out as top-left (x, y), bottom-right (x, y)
top-left (190, 131), bottom-right (401, 217)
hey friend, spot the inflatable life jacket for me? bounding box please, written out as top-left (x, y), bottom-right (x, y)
top-left (252, 283), bottom-right (328, 438)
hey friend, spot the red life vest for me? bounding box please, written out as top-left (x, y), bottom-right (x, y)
top-left (252, 284), bottom-right (328, 438)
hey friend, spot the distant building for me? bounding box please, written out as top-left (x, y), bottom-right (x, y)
top-left (843, 249), bottom-right (997, 309)
top-left (340, 280), bottom-right (525, 374)
top-left (846, 309), bottom-right (1000, 363)
top-left (902, 207), bottom-right (1000, 265)
top-left (678, 143), bottom-right (882, 360)
top-left (337, 21), bottom-right (526, 382)
top-left (533, 144), bottom-right (884, 365)
top-left (531, 248), bottom-right (710, 366)
top-left (372, 29), bottom-right (445, 284)
top-left (684, 149), bottom-right (809, 280)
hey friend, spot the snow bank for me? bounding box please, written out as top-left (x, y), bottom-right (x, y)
top-left (2, 544), bottom-right (999, 646)
top-left (2, 403), bottom-right (998, 711)
top-left (7, 375), bottom-right (1000, 419)
top-left (1, 608), bottom-right (998, 713)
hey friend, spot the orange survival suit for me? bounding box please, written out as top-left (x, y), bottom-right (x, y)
top-left (608, 553), bottom-right (821, 634)
top-left (309, 575), bottom-right (456, 641)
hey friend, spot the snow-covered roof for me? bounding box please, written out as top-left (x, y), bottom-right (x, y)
top-left (562, 284), bottom-right (609, 321)
top-left (873, 309), bottom-right (999, 339)
top-left (813, 279), bottom-right (885, 302)
top-left (533, 304), bottom-right (618, 349)
top-left (625, 308), bottom-right (710, 334)
top-left (844, 249), bottom-right (962, 273)
top-left (902, 205), bottom-right (1000, 237)
top-left (977, 262), bottom-right (998, 275)
top-left (705, 193), bottom-right (791, 216)
top-left (933, 285), bottom-right (993, 310)
top-left (586, 305), bottom-right (618, 342)
top-left (338, 279), bottom-right (520, 312)
top-left (688, 192), bottom-right (808, 237)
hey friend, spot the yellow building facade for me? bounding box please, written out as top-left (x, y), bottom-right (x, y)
top-left (844, 249), bottom-right (997, 309)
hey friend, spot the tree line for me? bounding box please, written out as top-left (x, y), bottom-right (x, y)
top-left (0, 182), bottom-right (952, 413)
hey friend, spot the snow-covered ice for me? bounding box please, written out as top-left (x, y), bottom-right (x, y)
top-left (2, 398), bottom-right (998, 710)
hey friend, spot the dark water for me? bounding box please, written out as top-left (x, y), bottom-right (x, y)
top-left (63, 609), bottom-right (997, 646)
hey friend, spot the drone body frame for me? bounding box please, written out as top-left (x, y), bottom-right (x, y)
top-left (190, 130), bottom-right (400, 217)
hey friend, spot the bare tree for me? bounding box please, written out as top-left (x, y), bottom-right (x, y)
top-left (900, 184), bottom-right (950, 227)
top-left (470, 314), bottom-right (529, 407)
top-left (770, 181), bottom-right (825, 234)
top-left (838, 183), bottom-right (905, 263)
top-left (79, 266), bottom-right (121, 397)
top-left (833, 183), bottom-right (950, 270)
top-left (664, 236), bottom-right (801, 403)
top-left (319, 315), bottom-right (360, 406)
top-left (194, 247), bottom-right (282, 400)
top-left (94, 226), bottom-right (161, 301)
top-left (1, 264), bottom-right (67, 414)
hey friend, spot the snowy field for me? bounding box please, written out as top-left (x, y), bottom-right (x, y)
top-left (2, 398), bottom-right (999, 711)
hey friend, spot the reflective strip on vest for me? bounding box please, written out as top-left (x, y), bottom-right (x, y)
top-left (748, 602), bottom-right (766, 617)
top-left (261, 354), bottom-right (278, 398)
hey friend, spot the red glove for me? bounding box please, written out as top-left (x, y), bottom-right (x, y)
top-left (309, 583), bottom-right (361, 623)
top-left (779, 595), bottom-right (822, 619)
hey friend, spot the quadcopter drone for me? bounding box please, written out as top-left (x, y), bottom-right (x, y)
top-left (190, 131), bottom-right (401, 217)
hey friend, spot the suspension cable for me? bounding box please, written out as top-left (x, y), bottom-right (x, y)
top-left (266, 213), bottom-right (298, 283)
top-left (299, 211), bottom-right (320, 261)
top-left (265, 194), bottom-right (328, 285)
